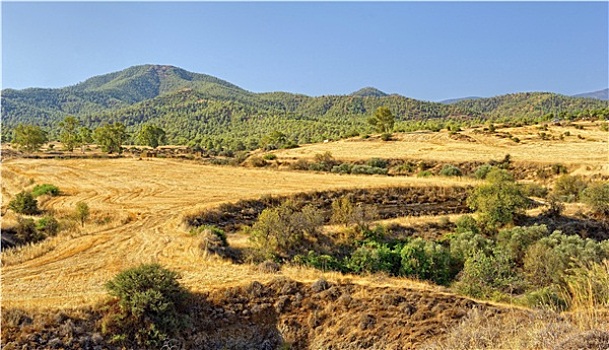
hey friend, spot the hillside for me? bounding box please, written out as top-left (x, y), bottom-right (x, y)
top-left (2, 65), bottom-right (608, 149)
top-left (572, 88), bottom-right (609, 101)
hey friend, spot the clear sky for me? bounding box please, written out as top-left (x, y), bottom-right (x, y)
top-left (2, 2), bottom-right (608, 101)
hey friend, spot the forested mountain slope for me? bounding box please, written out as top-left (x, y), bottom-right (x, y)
top-left (2, 65), bottom-right (607, 148)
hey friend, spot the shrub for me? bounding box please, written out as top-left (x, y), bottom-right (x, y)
top-left (248, 201), bottom-right (324, 260)
top-left (263, 153), bottom-right (277, 161)
top-left (366, 157), bottom-right (388, 169)
top-left (467, 169), bottom-right (528, 230)
top-left (331, 163), bottom-right (353, 174)
top-left (32, 184), bottom-right (60, 197)
top-left (380, 133), bottom-right (393, 141)
top-left (453, 250), bottom-right (519, 299)
top-left (75, 201), bottom-right (90, 227)
top-left (8, 191), bottom-right (39, 215)
top-left (551, 163), bottom-right (569, 175)
top-left (496, 224), bottom-right (549, 266)
top-left (350, 164), bottom-right (387, 175)
top-left (417, 170), bottom-right (433, 177)
top-left (36, 215), bottom-right (60, 236)
top-left (247, 156), bottom-right (267, 167)
top-left (553, 175), bottom-right (587, 202)
top-left (104, 264), bottom-right (190, 346)
top-left (439, 164), bottom-right (462, 177)
top-left (447, 229), bottom-right (492, 267)
top-left (474, 164), bottom-right (493, 180)
top-left (520, 183), bottom-right (549, 198)
top-left (294, 251), bottom-right (343, 272)
top-left (345, 242), bottom-right (401, 275)
top-left (15, 217), bottom-right (44, 244)
top-left (581, 182), bottom-right (609, 216)
top-left (454, 215), bottom-right (480, 235)
top-left (399, 238), bottom-right (454, 285)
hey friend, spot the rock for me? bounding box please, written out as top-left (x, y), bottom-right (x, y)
top-left (311, 278), bottom-right (329, 293)
top-left (47, 338), bottom-right (63, 348)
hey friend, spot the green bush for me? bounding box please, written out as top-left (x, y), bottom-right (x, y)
top-left (454, 215), bottom-right (480, 235)
top-left (553, 175), bottom-right (587, 202)
top-left (467, 169), bottom-right (528, 230)
top-left (453, 250), bottom-right (519, 299)
top-left (345, 242), bottom-right (401, 275)
top-left (417, 170), bottom-right (433, 178)
top-left (520, 183), bottom-right (548, 198)
top-left (15, 216), bottom-right (44, 244)
top-left (104, 264), bottom-right (190, 346)
top-left (447, 230), bottom-right (492, 266)
top-left (330, 163), bottom-right (353, 174)
top-left (293, 251), bottom-right (343, 272)
top-left (350, 164), bottom-right (388, 175)
top-left (263, 153), bottom-right (277, 161)
top-left (581, 182), bottom-right (609, 216)
top-left (32, 184), bottom-right (60, 197)
top-left (366, 158), bottom-right (388, 169)
top-left (8, 191), bottom-right (39, 215)
top-left (439, 164), bottom-right (463, 177)
top-left (473, 164), bottom-right (493, 180)
top-left (191, 225), bottom-right (228, 247)
top-left (496, 224), bottom-right (549, 266)
top-left (399, 238), bottom-right (454, 285)
top-left (36, 215), bottom-right (60, 236)
top-left (248, 201), bottom-right (324, 260)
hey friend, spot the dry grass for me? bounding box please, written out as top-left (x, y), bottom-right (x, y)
top-left (1, 157), bottom-right (473, 309)
top-left (273, 122), bottom-right (609, 171)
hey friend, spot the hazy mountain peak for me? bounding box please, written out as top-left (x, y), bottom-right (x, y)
top-left (572, 88), bottom-right (609, 101)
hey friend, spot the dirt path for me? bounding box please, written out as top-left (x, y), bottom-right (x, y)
top-left (1, 158), bottom-right (474, 309)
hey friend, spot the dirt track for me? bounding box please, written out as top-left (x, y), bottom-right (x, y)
top-left (1, 158), bottom-right (474, 309)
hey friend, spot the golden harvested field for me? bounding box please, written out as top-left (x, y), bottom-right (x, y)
top-left (274, 122), bottom-right (609, 169)
top-left (1, 157), bottom-right (473, 309)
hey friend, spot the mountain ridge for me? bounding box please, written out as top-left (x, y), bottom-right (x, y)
top-left (2, 65), bottom-right (608, 149)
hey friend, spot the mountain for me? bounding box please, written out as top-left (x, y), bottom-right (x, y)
top-left (2, 65), bottom-right (608, 150)
top-left (572, 88), bottom-right (609, 101)
top-left (439, 96), bottom-right (484, 105)
top-left (350, 87), bottom-right (388, 97)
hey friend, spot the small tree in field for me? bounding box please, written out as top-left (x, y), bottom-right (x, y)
top-left (137, 124), bottom-right (166, 149)
top-left (75, 201), bottom-right (90, 227)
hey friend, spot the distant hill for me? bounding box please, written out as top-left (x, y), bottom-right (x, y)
top-left (439, 96), bottom-right (484, 105)
top-left (350, 87), bottom-right (388, 97)
top-left (2, 65), bottom-right (607, 149)
top-left (572, 88), bottom-right (609, 101)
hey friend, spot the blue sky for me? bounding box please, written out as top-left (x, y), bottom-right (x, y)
top-left (2, 2), bottom-right (607, 101)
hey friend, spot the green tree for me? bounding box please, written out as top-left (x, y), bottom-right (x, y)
top-left (12, 124), bottom-right (48, 152)
top-left (58, 116), bottom-right (81, 152)
top-left (93, 123), bottom-right (127, 154)
top-left (368, 106), bottom-right (395, 134)
top-left (75, 201), bottom-right (90, 227)
top-left (137, 124), bottom-right (166, 149)
top-left (8, 191), bottom-right (39, 215)
top-left (467, 168), bottom-right (528, 230)
top-left (79, 126), bottom-right (93, 153)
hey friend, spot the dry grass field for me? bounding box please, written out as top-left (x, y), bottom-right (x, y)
top-left (273, 121), bottom-right (609, 171)
top-left (1, 157), bottom-right (475, 309)
top-left (2, 122), bottom-right (608, 348)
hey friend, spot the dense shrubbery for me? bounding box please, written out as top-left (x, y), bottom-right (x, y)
top-left (103, 264), bottom-right (191, 346)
